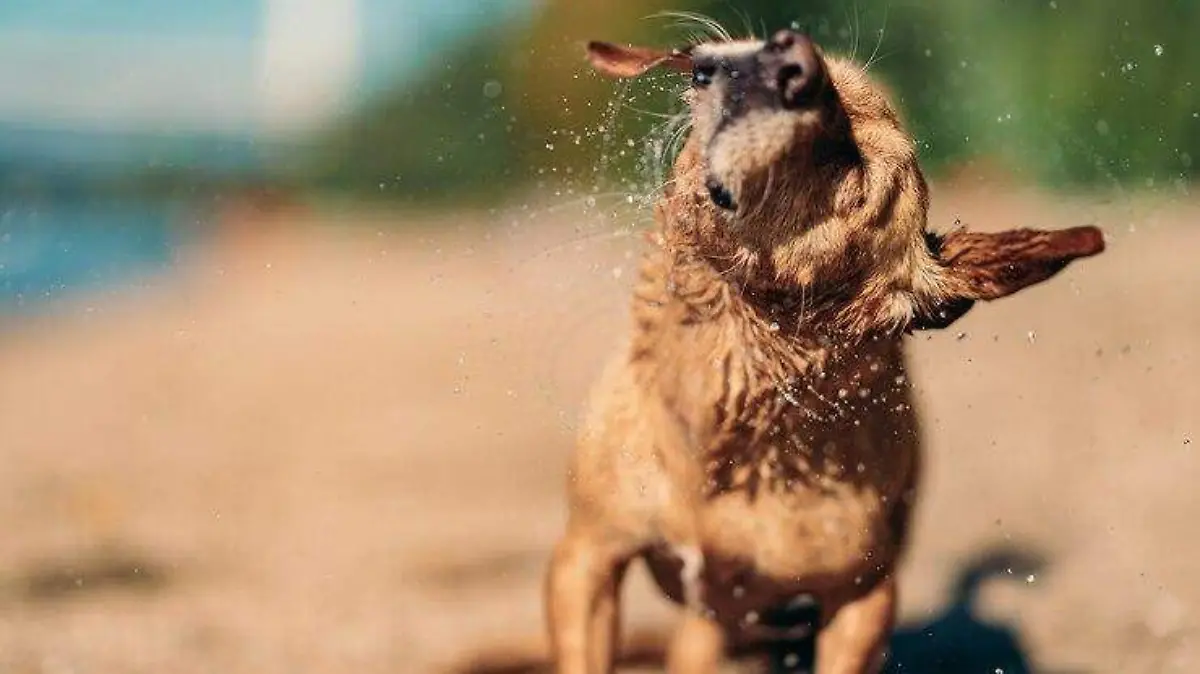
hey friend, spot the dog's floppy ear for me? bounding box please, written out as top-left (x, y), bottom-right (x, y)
top-left (911, 226), bottom-right (1106, 330)
top-left (586, 41), bottom-right (692, 79)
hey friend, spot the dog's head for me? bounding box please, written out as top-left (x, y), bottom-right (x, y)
top-left (592, 31), bottom-right (842, 212)
top-left (586, 31), bottom-right (1104, 333)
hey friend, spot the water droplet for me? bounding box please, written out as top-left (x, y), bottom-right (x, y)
top-left (837, 388), bottom-right (849, 399)
top-left (956, 331), bottom-right (967, 341)
top-left (768, 321), bottom-right (780, 332)
top-left (1026, 574), bottom-right (1036, 584)
top-left (784, 653), bottom-right (800, 668)
top-left (1027, 330), bottom-right (1037, 344)
top-left (1154, 44), bottom-right (1165, 57)
top-left (482, 80), bottom-right (503, 98)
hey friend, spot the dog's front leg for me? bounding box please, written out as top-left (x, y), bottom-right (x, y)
top-left (546, 524), bottom-right (635, 674)
top-left (666, 610), bottom-right (726, 674)
top-left (816, 577), bottom-right (897, 674)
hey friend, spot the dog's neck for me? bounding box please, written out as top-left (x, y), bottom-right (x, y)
top-left (629, 234), bottom-right (912, 497)
top-left (652, 199), bottom-right (898, 342)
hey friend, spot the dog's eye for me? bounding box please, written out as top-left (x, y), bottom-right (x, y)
top-left (692, 63), bottom-right (716, 88)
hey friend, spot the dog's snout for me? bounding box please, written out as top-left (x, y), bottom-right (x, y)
top-left (762, 30), bottom-right (822, 109)
top-left (768, 29), bottom-right (799, 51)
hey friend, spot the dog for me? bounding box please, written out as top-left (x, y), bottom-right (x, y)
top-left (544, 29), bottom-right (1104, 674)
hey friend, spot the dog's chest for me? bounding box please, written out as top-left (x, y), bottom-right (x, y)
top-left (671, 324), bottom-right (917, 497)
top-left (647, 480), bottom-right (901, 620)
top-left (701, 472), bottom-right (899, 585)
top-left (649, 326), bottom-right (919, 615)
top-left (646, 452), bottom-right (914, 626)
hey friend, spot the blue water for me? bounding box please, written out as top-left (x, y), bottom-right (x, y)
top-left (0, 124), bottom-right (266, 175)
top-left (0, 200), bottom-right (188, 313)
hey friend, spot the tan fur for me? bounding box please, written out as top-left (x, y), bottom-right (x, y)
top-left (544, 34), bottom-right (1105, 674)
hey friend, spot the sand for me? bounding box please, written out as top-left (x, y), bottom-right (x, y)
top-left (0, 185), bottom-right (1196, 673)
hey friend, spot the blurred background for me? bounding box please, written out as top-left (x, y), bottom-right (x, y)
top-left (0, 1), bottom-right (1197, 673)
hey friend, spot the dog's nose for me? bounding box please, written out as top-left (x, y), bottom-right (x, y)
top-left (761, 30), bottom-right (822, 109)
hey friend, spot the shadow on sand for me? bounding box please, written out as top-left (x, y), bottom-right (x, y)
top-left (763, 545), bottom-right (1058, 674)
top-left (880, 546), bottom-right (1062, 674)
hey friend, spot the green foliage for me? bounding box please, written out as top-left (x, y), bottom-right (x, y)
top-left (304, 31), bottom-right (526, 205)
top-left (308, 0), bottom-right (1200, 201)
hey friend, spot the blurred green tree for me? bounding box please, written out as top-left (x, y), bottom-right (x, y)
top-left (303, 29), bottom-right (525, 205)
top-left (307, 0), bottom-right (1199, 202)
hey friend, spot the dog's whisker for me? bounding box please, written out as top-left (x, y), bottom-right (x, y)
top-left (865, 50), bottom-right (896, 72)
top-left (752, 164), bottom-right (780, 223)
top-left (864, 0), bottom-right (891, 72)
top-left (717, 255), bottom-right (750, 279)
top-left (851, 0), bottom-right (863, 62)
top-left (793, 283), bottom-right (810, 339)
top-left (731, 5), bottom-right (757, 39)
top-left (650, 10), bottom-right (733, 42)
top-left (620, 102), bottom-right (678, 120)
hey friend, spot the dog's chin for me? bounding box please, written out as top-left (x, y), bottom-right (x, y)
top-left (704, 109), bottom-right (813, 213)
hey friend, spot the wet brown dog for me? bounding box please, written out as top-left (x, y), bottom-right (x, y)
top-left (545, 30), bottom-right (1104, 674)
